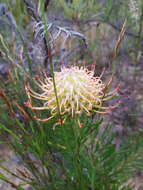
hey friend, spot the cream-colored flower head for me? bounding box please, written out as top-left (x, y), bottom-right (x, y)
top-left (25, 66), bottom-right (119, 121)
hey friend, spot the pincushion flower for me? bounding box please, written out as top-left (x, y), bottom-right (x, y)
top-left (25, 66), bottom-right (120, 121)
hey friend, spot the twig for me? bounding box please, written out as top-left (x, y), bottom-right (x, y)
top-left (23, 0), bottom-right (40, 22)
top-left (34, 21), bottom-right (87, 48)
top-left (44, 0), bottom-right (51, 11)
top-left (23, 0), bottom-right (50, 68)
top-left (112, 20), bottom-right (126, 59)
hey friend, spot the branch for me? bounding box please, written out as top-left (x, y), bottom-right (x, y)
top-left (23, 0), bottom-right (50, 68)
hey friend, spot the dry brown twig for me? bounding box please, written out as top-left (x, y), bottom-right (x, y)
top-left (112, 20), bottom-right (126, 59)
